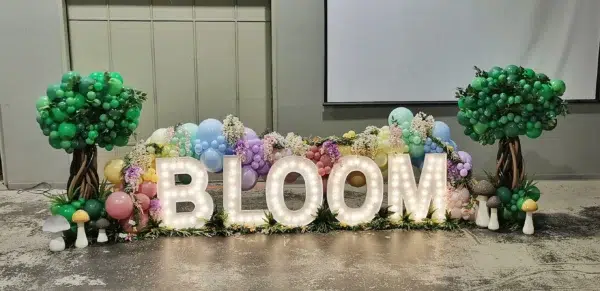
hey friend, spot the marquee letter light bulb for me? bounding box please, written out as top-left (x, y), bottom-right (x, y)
top-left (387, 153), bottom-right (447, 222)
top-left (156, 157), bottom-right (214, 229)
top-left (265, 155), bottom-right (323, 227)
top-left (223, 155), bottom-right (267, 226)
top-left (327, 156), bottom-right (384, 226)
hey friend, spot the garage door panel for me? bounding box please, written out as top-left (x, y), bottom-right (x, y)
top-left (153, 22), bottom-right (197, 127)
top-left (153, 0), bottom-right (194, 20)
top-left (67, 0), bottom-right (107, 19)
top-left (110, 21), bottom-right (155, 141)
top-left (69, 21), bottom-right (110, 73)
top-left (237, 0), bottom-right (270, 21)
top-left (109, 0), bottom-right (151, 20)
top-left (194, 0), bottom-right (235, 21)
top-left (196, 22), bottom-right (237, 121)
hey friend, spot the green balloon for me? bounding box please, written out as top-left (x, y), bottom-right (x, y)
top-left (471, 77), bottom-right (487, 90)
top-left (550, 79), bottom-right (566, 95)
top-left (71, 200), bottom-right (83, 209)
top-left (94, 82), bottom-right (104, 92)
top-left (58, 204), bottom-right (77, 223)
top-left (505, 65), bottom-right (519, 75)
top-left (60, 140), bottom-right (72, 149)
top-left (46, 84), bottom-right (61, 100)
top-left (457, 111), bottom-right (470, 126)
top-left (127, 122), bottom-right (138, 131)
top-left (527, 186), bottom-right (541, 201)
top-left (58, 122), bottom-right (77, 139)
top-left (89, 71), bottom-right (105, 82)
top-left (523, 68), bottom-right (535, 79)
top-left (50, 204), bottom-right (62, 215)
top-left (526, 128), bottom-right (542, 139)
top-left (36, 96), bottom-right (50, 111)
top-left (61, 71), bottom-right (80, 83)
top-left (105, 144), bottom-right (114, 151)
top-left (504, 122), bottom-right (519, 137)
top-left (473, 122), bottom-right (489, 135)
top-left (49, 137), bottom-right (62, 149)
top-left (114, 136), bottom-right (128, 147)
top-left (110, 72), bottom-right (124, 83)
top-left (74, 93), bottom-right (86, 109)
top-left (516, 197), bottom-right (525, 210)
top-left (497, 187), bottom-right (512, 204)
top-left (108, 78), bottom-right (123, 95)
top-left (539, 84), bottom-right (554, 100)
top-left (126, 108), bottom-right (141, 120)
top-left (408, 144), bottom-right (425, 158)
top-left (83, 199), bottom-right (104, 220)
top-left (51, 108), bottom-right (67, 122)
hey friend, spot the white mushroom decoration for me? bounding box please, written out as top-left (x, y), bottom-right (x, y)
top-left (486, 196), bottom-right (501, 231)
top-left (472, 180), bottom-right (496, 228)
top-left (521, 199), bottom-right (538, 235)
top-left (42, 215), bottom-right (71, 252)
top-left (96, 218), bottom-right (110, 243)
top-left (72, 210), bottom-right (90, 248)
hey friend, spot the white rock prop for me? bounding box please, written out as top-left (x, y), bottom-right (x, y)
top-left (42, 215), bottom-right (71, 252)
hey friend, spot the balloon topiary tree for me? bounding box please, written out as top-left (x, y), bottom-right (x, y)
top-left (35, 71), bottom-right (147, 199)
top-left (455, 66), bottom-right (568, 189)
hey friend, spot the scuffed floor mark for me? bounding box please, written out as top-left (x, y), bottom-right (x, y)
top-left (53, 274), bottom-right (106, 287)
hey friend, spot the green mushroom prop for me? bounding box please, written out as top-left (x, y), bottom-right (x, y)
top-left (35, 71), bottom-right (147, 199)
top-left (456, 66), bottom-right (568, 190)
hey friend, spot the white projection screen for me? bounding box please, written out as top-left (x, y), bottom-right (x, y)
top-left (325, 0), bottom-right (600, 104)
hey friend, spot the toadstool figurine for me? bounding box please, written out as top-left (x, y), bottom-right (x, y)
top-left (521, 199), bottom-right (538, 235)
top-left (472, 180), bottom-right (496, 228)
top-left (42, 215), bottom-right (71, 252)
top-left (72, 210), bottom-right (90, 248)
top-left (486, 196), bottom-right (501, 231)
top-left (95, 218), bottom-right (110, 243)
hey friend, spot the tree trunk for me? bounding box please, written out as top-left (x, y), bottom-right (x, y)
top-left (495, 137), bottom-right (524, 189)
top-left (67, 145), bottom-right (99, 199)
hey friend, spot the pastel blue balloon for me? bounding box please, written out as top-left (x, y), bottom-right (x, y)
top-left (435, 147), bottom-right (444, 153)
top-left (181, 123), bottom-right (199, 140)
top-left (217, 135), bottom-right (225, 144)
top-left (218, 144), bottom-right (227, 152)
top-left (196, 119), bottom-right (223, 143)
top-left (201, 148), bottom-right (223, 172)
top-left (423, 145), bottom-right (431, 153)
top-left (432, 121), bottom-right (451, 142)
top-left (388, 107), bottom-right (414, 126)
top-left (211, 140), bottom-right (219, 149)
top-left (201, 141), bottom-right (209, 150)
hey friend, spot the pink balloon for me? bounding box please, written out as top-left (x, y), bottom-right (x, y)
top-left (284, 172), bottom-right (300, 183)
top-left (105, 191), bottom-right (134, 220)
top-left (306, 151), bottom-right (314, 159)
top-left (120, 211), bottom-right (149, 233)
top-left (314, 152), bottom-right (321, 160)
top-left (316, 161), bottom-right (324, 168)
top-left (135, 193), bottom-right (151, 210)
top-left (318, 168), bottom-right (326, 176)
top-left (324, 166), bottom-right (331, 174)
top-left (320, 155), bottom-right (331, 165)
top-left (310, 146), bottom-right (319, 152)
top-left (138, 181), bottom-right (157, 198)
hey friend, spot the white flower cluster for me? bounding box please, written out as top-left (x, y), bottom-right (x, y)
top-left (128, 141), bottom-right (154, 170)
top-left (411, 112), bottom-right (435, 139)
top-left (285, 132), bottom-right (309, 156)
top-left (222, 114), bottom-right (245, 145)
top-left (351, 130), bottom-right (378, 158)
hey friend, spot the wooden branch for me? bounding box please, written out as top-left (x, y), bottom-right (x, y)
top-left (509, 141), bottom-right (518, 189)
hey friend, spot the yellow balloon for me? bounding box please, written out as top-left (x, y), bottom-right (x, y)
top-left (373, 152), bottom-right (388, 169)
top-left (142, 168), bottom-right (158, 183)
top-left (104, 159), bottom-right (125, 184)
top-left (347, 171), bottom-right (366, 187)
top-left (339, 145), bottom-right (352, 156)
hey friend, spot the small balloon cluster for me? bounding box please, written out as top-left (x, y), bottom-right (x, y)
top-left (236, 127), bottom-right (271, 190)
top-left (456, 65), bottom-right (568, 145)
top-left (36, 71), bottom-right (147, 152)
top-left (194, 119), bottom-right (236, 173)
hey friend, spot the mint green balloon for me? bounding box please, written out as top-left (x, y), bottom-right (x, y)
top-left (473, 122), bottom-right (489, 135)
top-left (408, 144), bottom-right (425, 159)
top-left (388, 107), bottom-right (414, 127)
top-left (36, 96), bottom-right (50, 111)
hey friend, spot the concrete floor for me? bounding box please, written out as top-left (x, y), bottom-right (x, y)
top-left (1, 180), bottom-right (600, 290)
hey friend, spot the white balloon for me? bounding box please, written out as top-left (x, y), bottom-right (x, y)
top-left (147, 128), bottom-right (168, 145)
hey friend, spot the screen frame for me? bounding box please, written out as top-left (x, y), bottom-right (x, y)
top-left (323, 0), bottom-right (600, 106)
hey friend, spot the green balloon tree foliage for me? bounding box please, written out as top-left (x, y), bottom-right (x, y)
top-left (36, 71), bottom-right (147, 198)
top-left (456, 65), bottom-right (568, 196)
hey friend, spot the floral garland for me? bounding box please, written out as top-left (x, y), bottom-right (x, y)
top-left (222, 114), bottom-right (245, 146)
top-left (411, 112), bottom-right (435, 139)
top-left (262, 132), bottom-right (286, 163)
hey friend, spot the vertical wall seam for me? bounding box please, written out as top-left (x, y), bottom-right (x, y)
top-left (106, 0), bottom-right (114, 71)
top-left (234, 0), bottom-right (241, 117)
top-left (192, 0), bottom-right (200, 124)
top-left (150, 0), bottom-right (159, 129)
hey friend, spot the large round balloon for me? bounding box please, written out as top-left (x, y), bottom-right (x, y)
top-left (147, 128), bottom-right (168, 144)
top-left (181, 123), bottom-right (199, 140)
top-left (241, 165), bottom-right (258, 191)
top-left (432, 121), bottom-right (451, 142)
top-left (196, 119), bottom-right (223, 142)
top-left (105, 191), bottom-right (134, 220)
top-left (104, 159), bottom-right (125, 184)
top-left (388, 107), bottom-right (414, 126)
top-left (244, 127), bottom-right (258, 140)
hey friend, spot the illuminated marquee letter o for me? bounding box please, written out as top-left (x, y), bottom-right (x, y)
top-left (327, 156), bottom-right (384, 226)
top-left (265, 156), bottom-right (323, 227)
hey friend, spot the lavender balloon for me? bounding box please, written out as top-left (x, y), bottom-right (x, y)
top-left (241, 165), bottom-right (258, 191)
top-left (457, 151), bottom-right (472, 164)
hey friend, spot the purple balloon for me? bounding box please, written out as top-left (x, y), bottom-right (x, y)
top-left (457, 151), bottom-right (472, 164)
top-left (456, 163), bottom-right (464, 170)
top-left (251, 161), bottom-right (260, 169)
top-left (244, 127), bottom-right (258, 140)
top-left (242, 150), bottom-right (253, 165)
top-left (251, 144), bottom-right (260, 154)
top-left (459, 169), bottom-right (469, 177)
top-left (241, 166), bottom-right (258, 191)
top-left (463, 162), bottom-right (472, 170)
top-left (257, 163), bottom-right (270, 176)
top-left (253, 154), bottom-right (262, 162)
